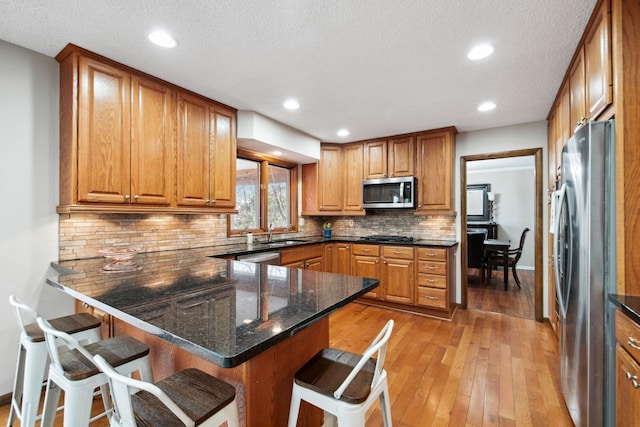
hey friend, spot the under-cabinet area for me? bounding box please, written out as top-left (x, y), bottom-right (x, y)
top-left (614, 308), bottom-right (640, 426)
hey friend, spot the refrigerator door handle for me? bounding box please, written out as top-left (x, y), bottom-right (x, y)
top-left (554, 183), bottom-right (570, 319)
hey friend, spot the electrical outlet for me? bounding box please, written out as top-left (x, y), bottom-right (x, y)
top-left (347, 219), bottom-right (353, 227)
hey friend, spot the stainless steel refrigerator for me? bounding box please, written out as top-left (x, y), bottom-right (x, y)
top-left (553, 119), bottom-right (616, 427)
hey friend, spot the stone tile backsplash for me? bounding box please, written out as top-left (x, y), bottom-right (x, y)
top-left (59, 211), bottom-right (456, 260)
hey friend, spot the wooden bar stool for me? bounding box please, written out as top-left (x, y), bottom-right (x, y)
top-left (93, 353), bottom-right (240, 427)
top-left (36, 316), bottom-right (153, 427)
top-left (8, 295), bottom-right (102, 427)
top-left (288, 319), bottom-right (394, 427)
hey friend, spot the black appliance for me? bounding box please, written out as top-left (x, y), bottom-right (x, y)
top-left (359, 235), bottom-right (414, 243)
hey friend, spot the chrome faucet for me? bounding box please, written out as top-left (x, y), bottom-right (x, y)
top-left (267, 224), bottom-right (274, 243)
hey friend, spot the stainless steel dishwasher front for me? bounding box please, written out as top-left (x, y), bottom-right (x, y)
top-left (236, 251), bottom-right (281, 265)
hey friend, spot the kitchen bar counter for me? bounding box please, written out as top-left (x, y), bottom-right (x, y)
top-left (47, 248), bottom-right (378, 426)
top-left (47, 247), bottom-right (378, 367)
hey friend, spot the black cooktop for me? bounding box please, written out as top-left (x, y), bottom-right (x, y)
top-left (359, 235), bottom-right (414, 243)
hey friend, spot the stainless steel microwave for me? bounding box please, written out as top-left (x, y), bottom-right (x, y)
top-left (362, 177), bottom-right (416, 209)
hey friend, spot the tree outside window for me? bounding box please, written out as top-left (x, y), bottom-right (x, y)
top-left (229, 152), bottom-right (297, 235)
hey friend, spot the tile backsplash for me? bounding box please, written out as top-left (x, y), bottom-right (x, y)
top-left (59, 211), bottom-right (456, 261)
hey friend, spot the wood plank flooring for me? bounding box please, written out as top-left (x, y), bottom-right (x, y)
top-left (467, 268), bottom-right (536, 319)
top-left (0, 298), bottom-right (571, 426)
top-left (329, 303), bottom-right (572, 427)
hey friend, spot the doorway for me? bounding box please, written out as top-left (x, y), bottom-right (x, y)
top-left (460, 148), bottom-right (543, 322)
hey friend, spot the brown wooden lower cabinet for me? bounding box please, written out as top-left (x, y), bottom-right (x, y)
top-left (615, 309), bottom-right (640, 425)
top-left (350, 243), bottom-right (457, 320)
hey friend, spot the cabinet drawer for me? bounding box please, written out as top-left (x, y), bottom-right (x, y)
top-left (616, 310), bottom-right (640, 364)
top-left (382, 245), bottom-right (414, 259)
top-left (352, 244), bottom-right (380, 256)
top-left (281, 244), bottom-right (323, 264)
top-left (417, 273), bottom-right (447, 289)
top-left (417, 287), bottom-right (447, 309)
top-left (417, 260), bottom-right (446, 275)
top-left (416, 247), bottom-right (447, 261)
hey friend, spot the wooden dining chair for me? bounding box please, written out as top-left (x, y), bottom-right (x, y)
top-left (486, 228), bottom-right (530, 288)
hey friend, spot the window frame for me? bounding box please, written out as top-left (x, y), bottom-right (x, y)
top-left (228, 149), bottom-right (298, 237)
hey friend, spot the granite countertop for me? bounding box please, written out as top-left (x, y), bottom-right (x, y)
top-left (206, 234), bottom-right (459, 259)
top-left (47, 247), bottom-right (378, 368)
top-left (610, 294), bottom-right (640, 324)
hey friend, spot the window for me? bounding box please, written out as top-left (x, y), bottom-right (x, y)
top-left (229, 150), bottom-right (297, 235)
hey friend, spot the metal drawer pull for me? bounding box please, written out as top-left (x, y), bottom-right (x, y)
top-left (628, 337), bottom-right (640, 350)
top-left (425, 296), bottom-right (439, 300)
top-left (427, 279), bottom-right (437, 283)
top-left (426, 253), bottom-right (437, 257)
top-left (363, 249), bottom-right (370, 252)
top-left (626, 372), bottom-right (640, 389)
top-left (427, 266), bottom-right (437, 270)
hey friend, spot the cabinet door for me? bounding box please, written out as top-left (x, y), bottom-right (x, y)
top-left (352, 255), bottom-right (381, 299)
top-left (415, 130), bottom-right (454, 213)
top-left (209, 105), bottom-right (236, 208)
top-left (569, 48), bottom-right (587, 134)
top-left (318, 145), bottom-right (343, 211)
top-left (77, 56), bottom-right (131, 203)
top-left (305, 256), bottom-right (324, 271)
top-left (557, 82), bottom-right (571, 162)
top-left (323, 243), bottom-right (335, 273)
top-left (335, 243), bottom-right (352, 275)
top-left (343, 143), bottom-right (364, 211)
top-left (283, 261), bottom-right (306, 269)
top-left (383, 257), bottom-right (415, 304)
top-left (616, 345), bottom-right (640, 426)
top-left (364, 140), bottom-right (388, 179)
top-left (388, 137), bottom-right (414, 177)
top-left (176, 92), bottom-right (210, 206)
top-left (584, 0), bottom-right (612, 120)
top-left (130, 75), bottom-right (174, 205)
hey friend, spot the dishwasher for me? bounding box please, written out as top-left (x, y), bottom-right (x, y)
top-left (236, 251), bottom-right (281, 265)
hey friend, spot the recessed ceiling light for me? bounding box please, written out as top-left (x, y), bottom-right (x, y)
top-left (148, 31), bottom-right (177, 48)
top-left (283, 99), bottom-right (300, 110)
top-left (478, 101), bottom-right (497, 112)
top-left (337, 129), bottom-right (349, 137)
top-left (467, 44), bottom-right (494, 60)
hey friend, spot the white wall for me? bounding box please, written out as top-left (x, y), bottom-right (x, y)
top-left (468, 162), bottom-right (535, 268)
top-left (456, 121), bottom-right (550, 316)
top-left (0, 40), bottom-right (73, 395)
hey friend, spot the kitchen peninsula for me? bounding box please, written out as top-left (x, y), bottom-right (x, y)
top-left (46, 247), bottom-right (378, 427)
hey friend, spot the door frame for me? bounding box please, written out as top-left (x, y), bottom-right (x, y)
top-left (460, 148), bottom-right (543, 322)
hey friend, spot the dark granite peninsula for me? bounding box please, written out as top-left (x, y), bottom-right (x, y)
top-left (47, 247), bottom-right (378, 427)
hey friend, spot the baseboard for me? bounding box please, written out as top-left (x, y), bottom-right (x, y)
top-left (0, 391), bottom-right (10, 407)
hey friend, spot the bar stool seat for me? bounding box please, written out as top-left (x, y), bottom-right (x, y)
top-left (36, 317), bottom-right (153, 427)
top-left (8, 295), bottom-right (102, 427)
top-left (288, 319), bottom-right (394, 427)
top-left (93, 354), bottom-right (240, 427)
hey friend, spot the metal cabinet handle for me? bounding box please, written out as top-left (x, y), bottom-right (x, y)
top-left (125, 194), bottom-right (130, 200)
top-left (628, 337), bottom-right (640, 350)
top-left (204, 199), bottom-right (210, 203)
top-left (363, 249), bottom-right (371, 252)
top-left (427, 279), bottom-right (437, 283)
top-left (210, 199), bottom-right (216, 203)
top-left (134, 195), bottom-right (139, 200)
top-left (426, 253), bottom-right (437, 257)
top-left (425, 296), bottom-right (439, 300)
top-left (626, 372), bottom-right (640, 389)
top-left (393, 251), bottom-right (403, 255)
top-left (427, 266), bottom-right (437, 270)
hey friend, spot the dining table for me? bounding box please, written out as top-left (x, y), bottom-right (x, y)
top-left (483, 239), bottom-right (511, 290)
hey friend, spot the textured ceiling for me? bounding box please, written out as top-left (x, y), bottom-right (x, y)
top-left (0, 0), bottom-right (597, 142)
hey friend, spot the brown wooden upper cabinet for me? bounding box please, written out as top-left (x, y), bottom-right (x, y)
top-left (364, 137), bottom-right (414, 179)
top-left (301, 143), bottom-right (365, 215)
top-left (176, 93), bottom-right (236, 209)
top-left (56, 44), bottom-right (237, 213)
top-left (414, 128), bottom-right (456, 215)
top-left (569, 0), bottom-right (612, 134)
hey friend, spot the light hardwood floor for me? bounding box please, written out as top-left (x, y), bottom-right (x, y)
top-left (0, 298), bottom-right (570, 426)
top-left (330, 302), bottom-right (572, 426)
top-left (467, 268), bottom-right (536, 319)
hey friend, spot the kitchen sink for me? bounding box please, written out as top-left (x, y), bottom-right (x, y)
top-left (259, 239), bottom-right (308, 247)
